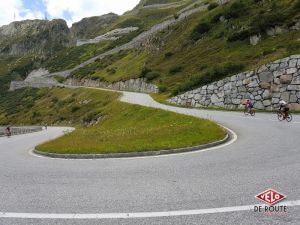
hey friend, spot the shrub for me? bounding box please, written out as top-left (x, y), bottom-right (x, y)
top-left (106, 68), bottom-right (116, 74)
top-left (191, 21), bottom-right (211, 41)
top-left (71, 106), bottom-right (80, 113)
top-left (90, 75), bottom-right (103, 81)
top-left (211, 13), bottom-right (223, 24)
top-left (145, 71), bottom-right (160, 81)
top-left (165, 52), bottom-right (173, 58)
top-left (140, 67), bottom-right (152, 77)
top-left (227, 29), bottom-right (251, 42)
top-left (223, 1), bottom-right (247, 19)
top-left (208, 3), bottom-right (219, 10)
top-left (250, 12), bottom-right (286, 33)
top-left (294, 0), bottom-right (300, 9)
top-left (169, 66), bottom-right (183, 75)
top-left (158, 85), bottom-right (167, 93)
top-left (54, 75), bottom-right (67, 83)
top-left (51, 97), bottom-right (58, 103)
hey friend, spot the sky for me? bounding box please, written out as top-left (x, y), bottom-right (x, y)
top-left (0, 0), bottom-right (140, 27)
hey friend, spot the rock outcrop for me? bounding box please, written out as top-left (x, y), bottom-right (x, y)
top-left (77, 27), bottom-right (139, 46)
top-left (9, 68), bottom-right (62, 91)
top-left (64, 78), bottom-right (158, 93)
top-left (71, 13), bottom-right (119, 40)
top-left (0, 19), bottom-right (74, 56)
top-left (169, 55), bottom-right (300, 111)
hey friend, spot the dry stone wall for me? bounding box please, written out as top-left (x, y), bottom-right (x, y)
top-left (169, 55), bottom-right (300, 111)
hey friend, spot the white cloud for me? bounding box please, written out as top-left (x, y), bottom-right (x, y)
top-left (0, 0), bottom-right (140, 27)
top-left (0, 0), bottom-right (44, 27)
top-left (0, 0), bottom-right (22, 26)
top-left (43, 0), bottom-right (140, 26)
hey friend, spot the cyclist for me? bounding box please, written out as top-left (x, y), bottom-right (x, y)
top-left (245, 99), bottom-right (254, 113)
top-left (279, 100), bottom-right (289, 119)
top-left (5, 126), bottom-right (11, 137)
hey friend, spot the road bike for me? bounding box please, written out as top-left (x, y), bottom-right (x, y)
top-left (244, 106), bottom-right (255, 116)
top-left (277, 110), bottom-right (292, 122)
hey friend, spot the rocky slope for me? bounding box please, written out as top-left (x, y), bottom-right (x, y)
top-left (0, 19), bottom-right (74, 56)
top-left (71, 13), bottom-right (119, 40)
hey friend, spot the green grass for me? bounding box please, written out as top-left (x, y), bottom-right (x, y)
top-left (43, 41), bottom-right (112, 73)
top-left (0, 88), bottom-right (119, 125)
top-left (36, 100), bottom-right (225, 154)
top-left (71, 49), bottom-right (147, 82)
top-left (0, 87), bottom-right (224, 154)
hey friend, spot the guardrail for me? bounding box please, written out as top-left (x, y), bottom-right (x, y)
top-left (0, 126), bottom-right (43, 137)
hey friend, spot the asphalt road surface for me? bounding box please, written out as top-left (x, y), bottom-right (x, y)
top-left (0, 91), bottom-right (299, 225)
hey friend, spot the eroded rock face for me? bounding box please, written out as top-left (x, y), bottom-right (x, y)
top-left (71, 13), bottom-right (119, 40)
top-left (0, 19), bottom-right (74, 56)
top-left (64, 78), bottom-right (158, 93)
top-left (77, 27), bottom-right (139, 46)
top-left (169, 55), bottom-right (300, 110)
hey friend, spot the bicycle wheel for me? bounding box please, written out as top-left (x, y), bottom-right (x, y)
top-left (286, 114), bottom-right (292, 122)
top-left (250, 109), bottom-right (255, 116)
top-left (277, 111), bottom-right (284, 121)
top-left (244, 108), bottom-right (249, 116)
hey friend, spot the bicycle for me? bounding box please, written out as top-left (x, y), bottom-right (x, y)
top-left (244, 106), bottom-right (255, 116)
top-left (277, 110), bottom-right (292, 122)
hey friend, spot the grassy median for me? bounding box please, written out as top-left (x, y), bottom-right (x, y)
top-left (36, 100), bottom-right (225, 154)
top-left (0, 87), bottom-right (225, 154)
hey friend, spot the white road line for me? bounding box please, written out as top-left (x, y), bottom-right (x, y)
top-left (1, 200), bottom-right (299, 219)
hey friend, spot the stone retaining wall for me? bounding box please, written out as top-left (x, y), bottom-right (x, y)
top-left (64, 78), bottom-right (158, 93)
top-left (169, 55), bottom-right (300, 111)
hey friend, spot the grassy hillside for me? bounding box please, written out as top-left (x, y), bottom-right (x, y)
top-left (67, 0), bottom-right (300, 96)
top-left (0, 87), bottom-right (224, 154)
top-left (0, 88), bottom-right (119, 125)
top-left (0, 54), bottom-right (42, 92)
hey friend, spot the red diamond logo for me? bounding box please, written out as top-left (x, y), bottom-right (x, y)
top-left (255, 189), bottom-right (287, 205)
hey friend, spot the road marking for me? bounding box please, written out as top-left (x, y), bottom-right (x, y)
top-left (1, 200), bottom-right (299, 219)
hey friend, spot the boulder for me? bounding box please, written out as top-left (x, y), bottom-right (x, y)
top-left (211, 94), bottom-right (221, 103)
top-left (280, 75), bottom-right (293, 84)
top-left (254, 101), bottom-right (264, 110)
top-left (286, 68), bottom-right (297, 74)
top-left (250, 34), bottom-right (261, 46)
top-left (272, 98), bottom-right (279, 104)
top-left (255, 95), bottom-right (262, 100)
top-left (290, 94), bottom-right (298, 103)
top-left (273, 69), bottom-right (286, 77)
top-left (287, 85), bottom-right (300, 91)
top-left (291, 77), bottom-right (300, 84)
top-left (281, 92), bottom-right (290, 102)
top-left (259, 71), bottom-right (273, 82)
top-left (289, 59), bottom-right (298, 68)
top-left (263, 100), bottom-right (271, 106)
top-left (260, 82), bottom-right (271, 89)
top-left (262, 90), bottom-right (271, 99)
top-left (289, 103), bottom-right (300, 111)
